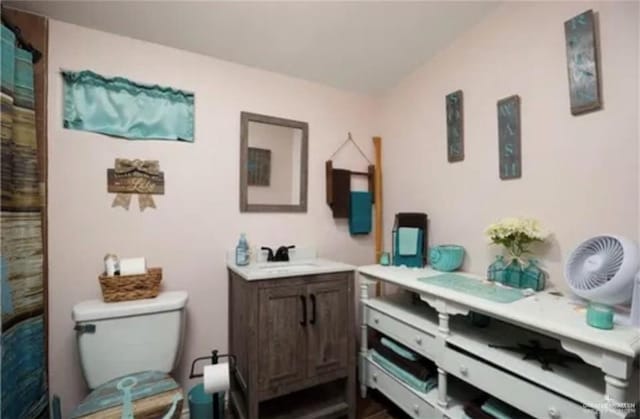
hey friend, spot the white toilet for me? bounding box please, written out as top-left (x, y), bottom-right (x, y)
top-left (72, 291), bottom-right (188, 389)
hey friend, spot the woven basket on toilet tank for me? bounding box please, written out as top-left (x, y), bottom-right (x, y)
top-left (99, 268), bottom-right (162, 302)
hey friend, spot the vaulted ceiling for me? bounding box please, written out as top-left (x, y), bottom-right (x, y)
top-left (7, 1), bottom-right (499, 94)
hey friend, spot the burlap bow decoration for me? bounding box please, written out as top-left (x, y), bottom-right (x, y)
top-left (115, 159), bottom-right (161, 176)
top-left (108, 159), bottom-right (165, 211)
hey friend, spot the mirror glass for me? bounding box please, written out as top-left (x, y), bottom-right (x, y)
top-left (240, 112), bottom-right (308, 212)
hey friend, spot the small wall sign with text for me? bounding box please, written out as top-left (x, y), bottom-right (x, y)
top-left (446, 90), bottom-right (464, 162)
top-left (248, 147), bottom-right (271, 186)
top-left (564, 9), bottom-right (601, 115)
top-left (107, 159), bottom-right (164, 211)
top-left (497, 95), bottom-right (521, 180)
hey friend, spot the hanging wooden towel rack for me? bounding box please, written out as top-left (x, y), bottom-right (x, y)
top-left (325, 132), bottom-right (375, 205)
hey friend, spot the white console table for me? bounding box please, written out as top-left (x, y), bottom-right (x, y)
top-left (358, 265), bottom-right (640, 419)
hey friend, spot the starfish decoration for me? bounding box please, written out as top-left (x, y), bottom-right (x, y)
top-left (489, 339), bottom-right (583, 371)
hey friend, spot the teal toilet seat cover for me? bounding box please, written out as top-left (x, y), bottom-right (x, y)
top-left (70, 370), bottom-right (180, 418)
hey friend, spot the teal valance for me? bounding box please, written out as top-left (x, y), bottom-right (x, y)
top-left (63, 70), bottom-right (194, 142)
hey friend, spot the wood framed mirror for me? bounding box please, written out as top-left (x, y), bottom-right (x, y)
top-left (240, 112), bottom-right (308, 212)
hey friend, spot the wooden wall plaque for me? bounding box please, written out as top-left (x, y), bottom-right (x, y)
top-left (564, 9), bottom-right (601, 115)
top-left (497, 95), bottom-right (521, 180)
top-left (446, 90), bottom-right (464, 162)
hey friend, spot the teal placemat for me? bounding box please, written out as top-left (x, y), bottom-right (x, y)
top-left (418, 273), bottom-right (526, 303)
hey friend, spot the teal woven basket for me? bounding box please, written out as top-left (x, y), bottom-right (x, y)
top-left (429, 245), bottom-right (465, 272)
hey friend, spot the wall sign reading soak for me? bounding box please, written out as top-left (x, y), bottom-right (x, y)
top-left (107, 159), bottom-right (164, 211)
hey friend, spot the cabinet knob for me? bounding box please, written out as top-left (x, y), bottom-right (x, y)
top-left (372, 372), bottom-right (378, 382)
top-left (548, 407), bottom-right (560, 418)
top-left (413, 404), bottom-right (420, 415)
top-left (373, 317), bottom-right (380, 324)
top-left (460, 366), bottom-right (468, 376)
top-left (415, 336), bottom-right (423, 345)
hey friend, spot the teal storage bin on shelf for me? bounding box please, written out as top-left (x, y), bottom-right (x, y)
top-left (429, 245), bottom-right (465, 272)
top-left (188, 383), bottom-right (224, 419)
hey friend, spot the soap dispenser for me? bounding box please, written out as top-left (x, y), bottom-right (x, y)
top-left (236, 233), bottom-right (250, 266)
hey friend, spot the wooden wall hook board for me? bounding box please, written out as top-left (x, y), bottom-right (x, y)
top-left (326, 160), bottom-right (333, 206)
top-left (325, 160), bottom-right (376, 206)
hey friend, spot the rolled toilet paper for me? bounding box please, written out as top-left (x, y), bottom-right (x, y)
top-left (203, 363), bottom-right (230, 394)
top-left (119, 257), bottom-right (147, 276)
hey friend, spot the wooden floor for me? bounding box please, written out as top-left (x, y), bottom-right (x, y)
top-left (357, 390), bottom-right (409, 419)
top-left (225, 390), bottom-right (407, 419)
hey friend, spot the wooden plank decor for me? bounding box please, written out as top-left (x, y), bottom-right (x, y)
top-left (564, 10), bottom-right (601, 115)
top-left (446, 90), bottom-right (464, 162)
top-left (325, 160), bottom-right (333, 206)
top-left (497, 95), bottom-right (521, 180)
top-left (247, 147), bottom-right (271, 186)
top-left (373, 136), bottom-right (383, 296)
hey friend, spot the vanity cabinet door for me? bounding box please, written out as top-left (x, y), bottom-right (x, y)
top-left (306, 279), bottom-right (350, 378)
top-left (258, 285), bottom-right (308, 392)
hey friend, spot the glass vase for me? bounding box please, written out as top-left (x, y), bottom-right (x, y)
top-left (522, 259), bottom-right (545, 291)
top-left (504, 258), bottom-right (523, 288)
top-left (487, 255), bottom-right (507, 284)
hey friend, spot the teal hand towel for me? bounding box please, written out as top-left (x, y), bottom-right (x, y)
top-left (370, 350), bottom-right (437, 393)
top-left (398, 227), bottom-right (420, 256)
top-left (349, 191), bottom-right (372, 235)
top-left (380, 337), bottom-right (419, 361)
top-left (481, 397), bottom-right (524, 419)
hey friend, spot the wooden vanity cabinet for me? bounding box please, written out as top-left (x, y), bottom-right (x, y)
top-left (229, 270), bottom-right (356, 419)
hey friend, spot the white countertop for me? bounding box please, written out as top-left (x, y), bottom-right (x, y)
top-left (358, 264), bottom-right (640, 358)
top-left (228, 258), bottom-right (356, 280)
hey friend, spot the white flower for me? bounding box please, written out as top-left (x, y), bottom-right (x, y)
top-left (485, 217), bottom-right (549, 243)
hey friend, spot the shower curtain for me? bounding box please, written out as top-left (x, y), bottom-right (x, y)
top-left (1, 23), bottom-right (48, 418)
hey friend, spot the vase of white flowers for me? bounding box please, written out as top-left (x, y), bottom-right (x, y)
top-left (485, 217), bottom-right (548, 289)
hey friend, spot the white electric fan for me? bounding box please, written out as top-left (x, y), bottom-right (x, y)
top-left (565, 235), bottom-right (640, 327)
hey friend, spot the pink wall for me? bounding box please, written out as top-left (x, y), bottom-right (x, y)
top-left (48, 21), bottom-right (378, 414)
top-left (48, 2), bottom-right (639, 414)
top-left (379, 2), bottom-right (639, 291)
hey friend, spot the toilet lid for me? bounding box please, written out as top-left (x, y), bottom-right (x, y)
top-left (73, 291), bottom-right (188, 322)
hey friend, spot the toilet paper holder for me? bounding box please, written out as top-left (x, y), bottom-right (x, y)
top-left (189, 350), bottom-right (236, 419)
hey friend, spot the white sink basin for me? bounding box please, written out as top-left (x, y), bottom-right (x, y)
top-left (227, 254), bottom-right (355, 280)
top-left (255, 263), bottom-right (319, 274)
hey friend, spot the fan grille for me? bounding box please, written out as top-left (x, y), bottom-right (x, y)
top-left (566, 236), bottom-right (624, 290)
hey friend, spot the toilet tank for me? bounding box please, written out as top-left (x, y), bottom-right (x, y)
top-left (72, 291), bottom-right (188, 389)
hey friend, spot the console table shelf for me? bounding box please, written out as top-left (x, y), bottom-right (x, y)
top-left (358, 265), bottom-right (640, 419)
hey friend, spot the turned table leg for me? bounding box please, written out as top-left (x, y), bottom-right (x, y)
top-left (605, 375), bottom-right (629, 403)
top-left (359, 278), bottom-right (370, 398)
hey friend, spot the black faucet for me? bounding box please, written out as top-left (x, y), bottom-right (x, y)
top-left (261, 245), bottom-right (295, 262)
top-left (274, 245), bottom-right (295, 262)
top-left (261, 247), bottom-right (275, 262)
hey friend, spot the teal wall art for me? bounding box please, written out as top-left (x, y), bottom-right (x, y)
top-left (446, 90), bottom-right (464, 162)
top-left (497, 95), bottom-right (521, 180)
top-left (564, 10), bottom-right (601, 115)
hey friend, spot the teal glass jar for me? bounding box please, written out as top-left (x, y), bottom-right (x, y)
top-left (487, 255), bottom-right (507, 284)
top-left (504, 259), bottom-right (523, 288)
top-left (521, 259), bottom-right (545, 291)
